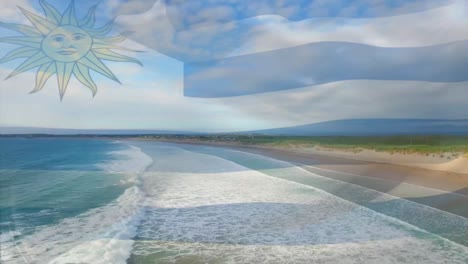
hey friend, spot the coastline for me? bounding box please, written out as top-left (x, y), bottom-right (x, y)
top-left (134, 138), bottom-right (468, 175)
top-left (132, 138), bottom-right (468, 194)
top-left (123, 139), bottom-right (468, 262)
top-left (292, 145), bottom-right (468, 175)
top-left (130, 138), bottom-right (468, 219)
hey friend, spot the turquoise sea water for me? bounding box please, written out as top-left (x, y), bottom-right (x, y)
top-left (0, 138), bottom-right (129, 237)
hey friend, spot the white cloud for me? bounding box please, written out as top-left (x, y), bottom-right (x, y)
top-left (107, 0), bottom-right (468, 62)
top-left (1, 0), bottom-right (467, 132)
top-left (232, 1), bottom-right (468, 56)
top-left (111, 0), bottom-right (244, 62)
top-left (0, 0), bottom-right (34, 23)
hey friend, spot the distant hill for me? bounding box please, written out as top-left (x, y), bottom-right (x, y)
top-left (248, 119), bottom-right (468, 136)
top-left (2, 119), bottom-right (468, 136)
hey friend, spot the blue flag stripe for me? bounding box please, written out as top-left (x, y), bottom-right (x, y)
top-left (184, 40), bottom-right (468, 97)
top-left (164, 0), bottom-right (452, 30)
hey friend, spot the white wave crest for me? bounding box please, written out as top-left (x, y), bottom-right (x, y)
top-left (1, 143), bottom-right (153, 264)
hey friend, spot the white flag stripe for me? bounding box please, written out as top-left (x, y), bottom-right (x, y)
top-left (210, 80), bottom-right (468, 129)
top-left (1, 67), bottom-right (467, 131)
top-left (231, 1), bottom-right (468, 56)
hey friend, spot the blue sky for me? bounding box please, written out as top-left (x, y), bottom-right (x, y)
top-left (0, 0), bottom-right (467, 132)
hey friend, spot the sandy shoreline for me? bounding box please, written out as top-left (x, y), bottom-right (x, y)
top-left (123, 140), bottom-right (468, 262)
top-left (128, 138), bottom-right (468, 220)
top-left (135, 138), bottom-right (468, 174)
top-left (293, 145), bottom-right (468, 174)
top-left (133, 138), bottom-right (468, 191)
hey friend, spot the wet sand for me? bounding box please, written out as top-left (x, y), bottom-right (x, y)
top-left (143, 139), bottom-right (468, 218)
top-left (126, 140), bottom-right (468, 263)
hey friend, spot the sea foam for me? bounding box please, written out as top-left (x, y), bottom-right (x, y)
top-left (1, 142), bottom-right (153, 264)
top-left (3, 142), bottom-right (468, 264)
top-left (129, 144), bottom-right (468, 264)
top-left (97, 144), bottom-right (153, 176)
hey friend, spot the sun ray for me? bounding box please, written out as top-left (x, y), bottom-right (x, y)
top-left (78, 52), bottom-right (121, 83)
top-left (39, 0), bottom-right (62, 25)
top-left (95, 31), bottom-right (133, 43)
top-left (73, 63), bottom-right (97, 96)
top-left (0, 22), bottom-right (41, 37)
top-left (0, 0), bottom-right (142, 99)
top-left (18, 7), bottom-right (57, 34)
top-left (31, 62), bottom-right (55, 93)
top-left (94, 49), bottom-right (142, 66)
top-left (92, 40), bottom-right (144, 52)
top-left (79, 5), bottom-right (98, 29)
top-left (56, 62), bottom-right (74, 100)
top-left (0, 47), bottom-right (38, 63)
top-left (60, 0), bottom-right (78, 26)
top-left (0, 36), bottom-right (42, 49)
top-left (6, 52), bottom-right (52, 79)
top-left (87, 19), bottom-right (115, 37)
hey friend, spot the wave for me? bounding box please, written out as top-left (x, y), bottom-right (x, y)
top-left (189, 146), bottom-right (468, 244)
top-left (128, 143), bottom-right (468, 263)
top-left (0, 142), bottom-right (153, 264)
top-left (3, 141), bottom-right (467, 263)
top-left (97, 143), bottom-right (153, 175)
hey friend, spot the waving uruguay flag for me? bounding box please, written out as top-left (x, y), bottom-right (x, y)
top-left (113, 0), bottom-right (468, 97)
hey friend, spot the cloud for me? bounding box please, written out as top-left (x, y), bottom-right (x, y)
top-left (0, 0), bottom-right (35, 23)
top-left (233, 1), bottom-right (468, 55)
top-left (163, 0), bottom-right (453, 30)
top-left (111, 0), bottom-right (249, 62)
top-left (1, 0), bottom-right (467, 132)
top-left (110, 0), bottom-right (467, 63)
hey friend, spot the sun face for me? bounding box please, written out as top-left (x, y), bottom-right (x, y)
top-left (0, 0), bottom-right (142, 100)
top-left (42, 26), bottom-right (93, 62)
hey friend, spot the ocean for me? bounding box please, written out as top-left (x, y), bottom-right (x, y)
top-left (0, 138), bottom-right (467, 263)
top-left (0, 138), bottom-right (152, 263)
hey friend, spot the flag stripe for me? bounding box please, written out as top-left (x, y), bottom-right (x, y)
top-left (164, 0), bottom-right (452, 30)
top-left (185, 40), bottom-right (468, 97)
top-left (116, 1), bottom-right (467, 62)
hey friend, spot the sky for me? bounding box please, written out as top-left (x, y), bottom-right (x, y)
top-left (0, 0), bottom-right (467, 132)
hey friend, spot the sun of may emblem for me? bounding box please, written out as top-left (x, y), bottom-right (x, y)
top-left (0, 0), bottom-right (142, 100)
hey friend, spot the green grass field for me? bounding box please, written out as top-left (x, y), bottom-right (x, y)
top-left (176, 135), bottom-right (468, 154)
top-left (265, 135), bottom-right (468, 153)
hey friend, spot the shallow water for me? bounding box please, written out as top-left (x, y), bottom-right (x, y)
top-left (127, 141), bottom-right (468, 264)
top-left (0, 138), bottom-right (152, 263)
top-left (1, 139), bottom-right (467, 263)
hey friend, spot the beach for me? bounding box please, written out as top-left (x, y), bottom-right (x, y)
top-left (144, 137), bottom-right (468, 173)
top-left (138, 138), bottom-right (468, 220)
top-left (289, 145), bottom-right (468, 174)
top-left (126, 140), bottom-right (468, 263)
top-left (1, 138), bottom-right (467, 263)
top-left (145, 138), bottom-right (468, 186)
